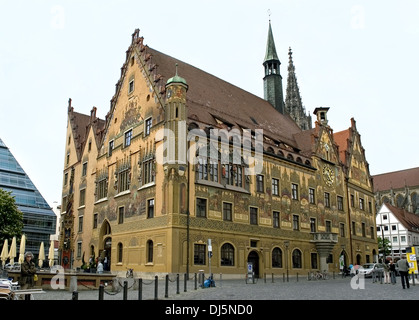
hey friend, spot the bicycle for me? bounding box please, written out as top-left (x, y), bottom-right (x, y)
top-left (126, 268), bottom-right (134, 278)
top-left (316, 270), bottom-right (329, 280)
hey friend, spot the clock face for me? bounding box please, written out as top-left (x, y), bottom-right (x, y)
top-left (322, 165), bottom-right (335, 186)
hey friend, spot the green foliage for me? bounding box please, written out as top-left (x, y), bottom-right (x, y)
top-left (377, 236), bottom-right (391, 257)
top-left (0, 189), bottom-right (24, 248)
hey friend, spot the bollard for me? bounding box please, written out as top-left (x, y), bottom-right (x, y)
top-left (154, 275), bottom-right (158, 300)
top-left (264, 273), bottom-right (266, 283)
top-left (176, 274), bottom-right (180, 294)
top-left (123, 280), bottom-right (128, 300)
top-left (283, 273), bottom-right (285, 282)
top-left (165, 274), bottom-right (169, 298)
top-left (272, 273), bottom-right (274, 283)
top-left (184, 273), bottom-right (187, 292)
top-left (99, 284), bottom-right (104, 300)
top-left (194, 273), bottom-right (197, 290)
top-left (72, 291), bottom-right (78, 300)
top-left (138, 278), bottom-right (142, 300)
top-left (296, 273), bottom-right (298, 282)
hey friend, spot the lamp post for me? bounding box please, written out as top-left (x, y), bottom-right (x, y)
top-left (284, 240), bottom-right (289, 282)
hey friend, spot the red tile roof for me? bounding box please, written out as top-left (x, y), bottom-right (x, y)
top-left (384, 203), bottom-right (419, 232)
top-left (372, 167), bottom-right (419, 192)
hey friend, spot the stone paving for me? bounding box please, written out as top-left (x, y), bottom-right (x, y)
top-left (32, 274), bottom-right (419, 301)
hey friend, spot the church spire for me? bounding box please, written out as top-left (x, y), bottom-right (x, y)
top-left (263, 20), bottom-right (284, 114)
top-left (285, 47), bottom-right (312, 130)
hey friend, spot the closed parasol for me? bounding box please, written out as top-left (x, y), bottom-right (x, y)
top-left (1, 239), bottom-right (9, 267)
top-left (47, 240), bottom-right (55, 267)
top-left (8, 237), bottom-right (16, 265)
top-left (18, 234), bottom-right (26, 264)
top-left (38, 242), bottom-right (45, 268)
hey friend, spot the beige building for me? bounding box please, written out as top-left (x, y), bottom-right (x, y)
top-left (59, 26), bottom-right (378, 277)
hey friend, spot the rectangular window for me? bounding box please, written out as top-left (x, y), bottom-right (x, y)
top-left (340, 223), bottom-right (345, 237)
top-left (310, 218), bottom-right (316, 233)
top-left (147, 199), bottom-right (155, 218)
top-left (128, 79), bottom-right (134, 94)
top-left (118, 169), bottom-right (130, 192)
top-left (82, 162), bottom-right (87, 176)
top-left (108, 140), bottom-right (114, 157)
top-left (337, 196), bottom-right (343, 211)
top-left (64, 172), bottom-right (68, 186)
top-left (194, 244), bottom-right (206, 265)
top-left (370, 227), bottom-right (375, 239)
top-left (79, 189), bottom-right (86, 207)
top-left (326, 220), bottom-right (332, 232)
top-left (359, 198), bottom-right (365, 210)
top-left (145, 118), bottom-right (152, 136)
top-left (143, 160), bottom-right (155, 185)
top-left (77, 242), bottom-right (82, 258)
top-left (223, 202), bottom-right (232, 221)
top-left (97, 178), bottom-right (108, 200)
top-left (118, 207), bottom-right (124, 224)
top-left (209, 161), bottom-right (219, 183)
top-left (291, 184), bottom-right (299, 200)
top-left (273, 211), bottom-right (280, 228)
top-left (198, 158), bottom-right (207, 180)
top-left (125, 130), bottom-right (132, 147)
top-left (196, 198), bottom-right (207, 218)
top-left (250, 207), bottom-right (258, 225)
top-left (352, 221), bottom-right (356, 235)
top-left (309, 188), bottom-right (315, 204)
top-left (256, 175), bottom-right (264, 192)
top-left (362, 223), bottom-right (366, 237)
top-left (78, 216), bottom-right (83, 232)
top-left (324, 192), bottom-right (330, 208)
top-left (93, 213), bottom-right (98, 229)
top-left (350, 194), bottom-right (355, 207)
top-left (272, 178), bottom-right (279, 196)
top-left (293, 215), bottom-right (300, 231)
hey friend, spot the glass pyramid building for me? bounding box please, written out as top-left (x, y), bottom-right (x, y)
top-left (0, 138), bottom-right (56, 256)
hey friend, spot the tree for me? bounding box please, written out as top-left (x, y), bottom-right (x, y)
top-left (0, 188), bottom-right (24, 246)
top-left (377, 236), bottom-right (391, 260)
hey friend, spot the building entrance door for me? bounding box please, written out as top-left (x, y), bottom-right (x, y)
top-left (247, 251), bottom-right (260, 278)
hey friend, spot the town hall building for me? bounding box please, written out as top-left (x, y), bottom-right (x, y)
top-left (59, 23), bottom-right (378, 277)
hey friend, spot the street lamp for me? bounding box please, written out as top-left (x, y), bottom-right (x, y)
top-left (284, 240), bottom-right (289, 282)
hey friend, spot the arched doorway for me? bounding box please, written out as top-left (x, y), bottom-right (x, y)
top-left (247, 251), bottom-right (260, 278)
top-left (356, 254), bottom-right (362, 265)
top-left (99, 220), bottom-right (112, 271)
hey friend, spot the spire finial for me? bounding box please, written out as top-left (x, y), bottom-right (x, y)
top-left (268, 9), bottom-right (271, 22)
top-left (175, 63), bottom-right (179, 76)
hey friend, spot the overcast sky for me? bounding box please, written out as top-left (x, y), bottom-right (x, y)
top-left (1, 0), bottom-right (418, 207)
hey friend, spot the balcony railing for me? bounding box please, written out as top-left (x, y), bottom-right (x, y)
top-left (311, 232), bottom-right (338, 243)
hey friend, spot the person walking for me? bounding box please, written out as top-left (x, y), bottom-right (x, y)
top-left (396, 255), bottom-right (410, 289)
top-left (389, 259), bottom-right (397, 285)
top-left (19, 252), bottom-right (36, 290)
top-left (383, 261), bottom-right (390, 284)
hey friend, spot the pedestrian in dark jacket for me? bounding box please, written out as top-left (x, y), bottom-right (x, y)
top-left (396, 255), bottom-right (410, 289)
top-left (19, 252), bottom-right (36, 289)
top-left (389, 259), bottom-right (397, 284)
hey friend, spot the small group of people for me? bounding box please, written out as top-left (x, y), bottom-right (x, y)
top-left (382, 255), bottom-right (411, 289)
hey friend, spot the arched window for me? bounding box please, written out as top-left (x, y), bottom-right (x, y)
top-left (272, 247), bottom-right (282, 268)
top-left (292, 249), bottom-right (302, 268)
top-left (396, 194), bottom-right (404, 208)
top-left (147, 240), bottom-right (153, 263)
top-left (117, 242), bottom-right (123, 263)
top-left (220, 243), bottom-right (234, 266)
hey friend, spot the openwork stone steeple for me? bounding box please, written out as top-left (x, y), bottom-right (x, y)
top-left (285, 47), bottom-right (312, 130)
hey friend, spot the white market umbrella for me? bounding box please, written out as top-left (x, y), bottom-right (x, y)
top-left (18, 234), bottom-right (26, 264)
top-left (8, 237), bottom-right (16, 265)
top-left (47, 240), bottom-right (55, 267)
top-left (38, 242), bottom-right (45, 268)
top-left (1, 239), bottom-right (9, 267)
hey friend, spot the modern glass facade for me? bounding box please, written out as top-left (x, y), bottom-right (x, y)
top-left (0, 138), bottom-right (56, 255)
